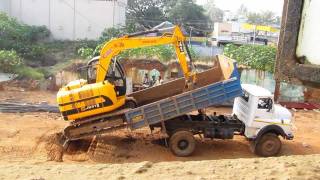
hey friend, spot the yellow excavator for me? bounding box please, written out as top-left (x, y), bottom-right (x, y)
top-left (57, 26), bottom-right (196, 139)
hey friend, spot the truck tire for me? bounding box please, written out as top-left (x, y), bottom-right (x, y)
top-left (255, 133), bottom-right (281, 157)
top-left (125, 100), bottom-right (137, 109)
top-left (169, 130), bottom-right (195, 157)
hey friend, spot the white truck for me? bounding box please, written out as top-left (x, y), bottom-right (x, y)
top-left (233, 84), bottom-right (293, 156)
top-left (149, 84), bottom-right (294, 157)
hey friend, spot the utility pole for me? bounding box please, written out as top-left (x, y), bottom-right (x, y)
top-left (253, 25), bottom-right (256, 45)
top-left (48, 0), bottom-right (51, 33)
top-left (19, 0), bottom-right (22, 21)
top-left (189, 27), bottom-right (193, 48)
top-left (8, 0), bottom-right (12, 16)
top-left (73, 0), bottom-right (76, 40)
top-left (112, 0), bottom-right (116, 27)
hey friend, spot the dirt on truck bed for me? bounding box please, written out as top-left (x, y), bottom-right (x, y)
top-left (0, 90), bottom-right (320, 179)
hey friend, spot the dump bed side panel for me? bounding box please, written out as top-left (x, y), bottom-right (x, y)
top-left (128, 65), bottom-right (223, 106)
top-left (125, 77), bottom-right (242, 130)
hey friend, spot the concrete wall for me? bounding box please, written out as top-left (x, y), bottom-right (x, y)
top-left (0, 0), bottom-right (10, 13)
top-left (0, 0), bottom-right (126, 40)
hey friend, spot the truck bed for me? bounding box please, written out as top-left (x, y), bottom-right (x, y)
top-left (128, 55), bottom-right (238, 106)
top-left (125, 58), bottom-right (242, 130)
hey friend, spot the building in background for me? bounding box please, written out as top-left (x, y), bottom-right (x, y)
top-left (211, 22), bottom-right (279, 46)
top-left (0, 0), bottom-right (127, 40)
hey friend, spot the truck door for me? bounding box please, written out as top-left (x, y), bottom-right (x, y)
top-left (255, 97), bottom-right (274, 124)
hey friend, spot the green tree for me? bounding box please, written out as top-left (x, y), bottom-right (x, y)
top-left (205, 0), bottom-right (224, 23)
top-left (126, 0), bottom-right (167, 29)
top-left (247, 11), bottom-right (277, 26)
top-left (167, 0), bottom-right (210, 32)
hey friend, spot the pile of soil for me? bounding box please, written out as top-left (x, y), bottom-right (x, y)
top-left (0, 90), bottom-right (320, 179)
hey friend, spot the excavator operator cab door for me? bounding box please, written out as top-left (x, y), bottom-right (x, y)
top-left (105, 59), bottom-right (126, 97)
top-left (87, 56), bottom-right (126, 97)
top-left (87, 56), bottom-right (99, 84)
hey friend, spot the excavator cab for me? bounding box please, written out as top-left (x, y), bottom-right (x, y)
top-left (87, 56), bottom-right (126, 96)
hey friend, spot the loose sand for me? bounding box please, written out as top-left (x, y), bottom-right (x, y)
top-left (0, 90), bottom-right (320, 179)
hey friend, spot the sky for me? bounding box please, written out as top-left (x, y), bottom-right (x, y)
top-left (197, 0), bottom-right (284, 16)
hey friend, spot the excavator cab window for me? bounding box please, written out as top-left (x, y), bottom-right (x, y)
top-left (105, 59), bottom-right (126, 96)
top-left (87, 57), bottom-right (126, 97)
top-left (87, 57), bottom-right (98, 84)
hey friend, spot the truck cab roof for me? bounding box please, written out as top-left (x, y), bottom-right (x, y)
top-left (242, 84), bottom-right (272, 97)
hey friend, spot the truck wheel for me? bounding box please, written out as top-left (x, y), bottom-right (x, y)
top-left (125, 100), bottom-right (137, 109)
top-left (169, 130), bottom-right (195, 157)
top-left (255, 133), bottom-right (281, 157)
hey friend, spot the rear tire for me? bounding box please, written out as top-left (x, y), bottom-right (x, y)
top-left (169, 130), bottom-right (195, 157)
top-left (255, 133), bottom-right (281, 157)
top-left (125, 100), bottom-right (137, 109)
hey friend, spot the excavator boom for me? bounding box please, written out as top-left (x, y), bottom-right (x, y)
top-left (96, 26), bottom-right (193, 83)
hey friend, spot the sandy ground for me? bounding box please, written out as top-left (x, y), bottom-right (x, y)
top-left (1, 155), bottom-right (320, 180)
top-left (0, 90), bottom-right (320, 179)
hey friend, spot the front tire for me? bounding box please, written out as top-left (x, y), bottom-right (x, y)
top-left (169, 130), bottom-right (196, 157)
top-left (255, 133), bottom-right (281, 157)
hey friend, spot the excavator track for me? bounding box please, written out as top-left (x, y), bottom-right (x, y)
top-left (63, 108), bottom-right (130, 141)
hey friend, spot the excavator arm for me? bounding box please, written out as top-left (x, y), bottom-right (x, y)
top-left (96, 26), bottom-right (194, 83)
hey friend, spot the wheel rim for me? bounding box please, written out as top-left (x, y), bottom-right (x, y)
top-left (178, 140), bottom-right (189, 150)
top-left (263, 140), bottom-right (276, 152)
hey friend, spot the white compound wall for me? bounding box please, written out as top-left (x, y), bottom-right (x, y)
top-left (0, 0), bottom-right (127, 40)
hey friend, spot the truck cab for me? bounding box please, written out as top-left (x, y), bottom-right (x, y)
top-left (233, 84), bottom-right (294, 156)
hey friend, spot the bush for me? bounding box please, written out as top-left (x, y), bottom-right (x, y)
top-left (0, 13), bottom-right (50, 43)
top-left (15, 66), bottom-right (44, 80)
top-left (78, 47), bottom-right (94, 59)
top-left (26, 25), bottom-right (50, 42)
top-left (0, 12), bottom-right (50, 64)
top-left (0, 50), bottom-right (44, 79)
top-left (23, 45), bottom-right (48, 59)
top-left (0, 50), bottom-right (22, 73)
top-left (224, 44), bottom-right (276, 72)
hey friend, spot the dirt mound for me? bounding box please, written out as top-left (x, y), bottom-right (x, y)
top-left (0, 79), bottom-right (40, 91)
top-left (88, 135), bottom-right (137, 163)
top-left (44, 133), bottom-right (94, 162)
top-left (44, 133), bottom-right (65, 162)
top-left (42, 129), bottom-right (168, 163)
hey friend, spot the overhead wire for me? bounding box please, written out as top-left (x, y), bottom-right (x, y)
top-left (59, 0), bottom-right (212, 35)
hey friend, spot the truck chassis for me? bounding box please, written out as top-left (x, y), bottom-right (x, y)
top-left (151, 113), bottom-right (283, 157)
